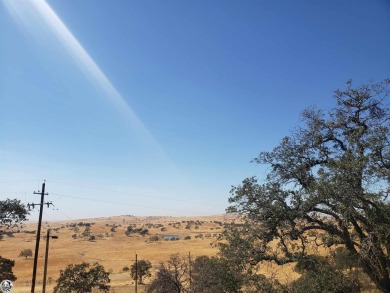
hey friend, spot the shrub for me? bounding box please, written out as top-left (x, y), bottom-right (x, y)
top-left (18, 249), bottom-right (33, 259)
top-left (150, 235), bottom-right (159, 242)
top-left (53, 262), bottom-right (110, 293)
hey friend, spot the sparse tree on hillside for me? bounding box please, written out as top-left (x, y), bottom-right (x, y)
top-left (19, 249), bottom-right (33, 259)
top-left (221, 79), bottom-right (390, 292)
top-left (140, 229), bottom-right (149, 236)
top-left (130, 259), bottom-right (152, 284)
top-left (147, 254), bottom-right (190, 293)
top-left (0, 199), bottom-right (29, 238)
top-left (81, 226), bottom-right (91, 238)
top-left (53, 262), bottom-right (110, 293)
top-left (0, 256), bottom-right (17, 281)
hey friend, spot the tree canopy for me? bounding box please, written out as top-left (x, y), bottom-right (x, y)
top-left (131, 259), bottom-right (152, 284)
top-left (221, 79), bottom-right (390, 292)
top-left (290, 255), bottom-right (360, 293)
top-left (19, 249), bottom-right (33, 259)
top-left (0, 256), bottom-right (17, 281)
top-left (147, 254), bottom-right (190, 293)
top-left (191, 256), bottom-right (242, 293)
top-left (0, 199), bottom-right (28, 231)
top-left (53, 262), bottom-right (110, 293)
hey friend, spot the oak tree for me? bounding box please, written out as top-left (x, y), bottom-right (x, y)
top-left (53, 262), bottom-right (110, 293)
top-left (0, 199), bottom-right (28, 237)
top-left (191, 256), bottom-right (242, 293)
top-left (290, 255), bottom-right (360, 293)
top-left (19, 249), bottom-right (33, 259)
top-left (147, 254), bottom-right (190, 293)
top-left (0, 256), bottom-right (17, 281)
top-left (221, 80), bottom-right (390, 292)
top-left (130, 259), bottom-right (152, 284)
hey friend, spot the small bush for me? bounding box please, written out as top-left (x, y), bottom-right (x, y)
top-left (140, 229), bottom-right (149, 236)
top-left (150, 235), bottom-right (159, 242)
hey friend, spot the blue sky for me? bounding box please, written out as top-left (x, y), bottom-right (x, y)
top-left (1, 0), bottom-right (389, 221)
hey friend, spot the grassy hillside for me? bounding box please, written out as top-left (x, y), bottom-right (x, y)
top-left (1, 215), bottom-right (233, 293)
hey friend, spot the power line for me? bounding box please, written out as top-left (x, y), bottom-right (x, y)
top-left (0, 179), bottom-right (42, 184)
top-left (1, 179), bottom-right (228, 211)
top-left (51, 192), bottom-right (223, 214)
top-left (46, 179), bottom-right (225, 208)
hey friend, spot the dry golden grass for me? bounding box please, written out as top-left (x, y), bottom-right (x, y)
top-left (1, 215), bottom-right (230, 292)
top-left (1, 214), bottom-right (379, 292)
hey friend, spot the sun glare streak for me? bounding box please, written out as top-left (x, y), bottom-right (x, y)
top-left (3, 0), bottom-right (171, 163)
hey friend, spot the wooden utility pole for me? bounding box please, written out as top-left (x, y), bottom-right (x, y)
top-left (29, 181), bottom-right (54, 293)
top-left (189, 251), bottom-right (192, 291)
top-left (135, 253), bottom-right (138, 293)
top-left (42, 228), bottom-right (51, 293)
top-left (31, 181), bottom-right (48, 293)
top-left (43, 228), bottom-right (58, 293)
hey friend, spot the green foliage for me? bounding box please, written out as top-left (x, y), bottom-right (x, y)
top-left (81, 226), bottom-right (91, 238)
top-left (53, 262), bottom-right (110, 293)
top-left (0, 256), bottom-right (17, 281)
top-left (191, 256), bottom-right (242, 293)
top-left (242, 274), bottom-right (284, 293)
top-left (19, 249), bottom-right (33, 259)
top-left (125, 226), bottom-right (149, 237)
top-left (332, 247), bottom-right (358, 271)
top-left (294, 254), bottom-right (328, 274)
top-left (221, 79), bottom-right (390, 292)
top-left (239, 254), bottom-right (361, 293)
top-left (130, 259), bottom-right (152, 284)
top-left (290, 255), bottom-right (360, 293)
top-left (140, 229), bottom-right (149, 236)
top-left (0, 199), bottom-right (29, 235)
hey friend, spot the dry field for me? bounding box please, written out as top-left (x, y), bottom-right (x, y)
top-left (1, 214), bottom-right (236, 293)
top-left (2, 214), bottom-right (377, 292)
